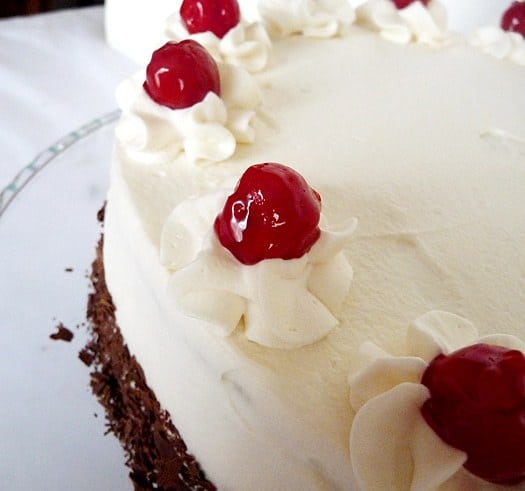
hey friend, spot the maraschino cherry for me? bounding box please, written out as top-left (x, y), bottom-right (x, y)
top-left (501, 1), bottom-right (525, 37)
top-left (214, 163), bottom-right (322, 265)
top-left (391, 0), bottom-right (429, 10)
top-left (180, 0), bottom-right (241, 38)
top-left (421, 343), bottom-right (525, 485)
top-left (143, 40), bottom-right (220, 110)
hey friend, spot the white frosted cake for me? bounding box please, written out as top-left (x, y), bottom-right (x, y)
top-left (87, 0), bottom-right (525, 489)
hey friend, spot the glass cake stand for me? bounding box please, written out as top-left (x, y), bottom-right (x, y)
top-left (0, 111), bottom-right (130, 490)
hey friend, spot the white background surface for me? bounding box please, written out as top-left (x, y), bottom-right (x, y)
top-left (0, 7), bottom-right (136, 490)
top-left (0, 7), bottom-right (136, 193)
top-left (0, 118), bottom-right (132, 490)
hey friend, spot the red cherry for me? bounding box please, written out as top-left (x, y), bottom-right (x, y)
top-left (214, 163), bottom-right (322, 265)
top-left (391, 0), bottom-right (429, 9)
top-left (143, 40), bottom-right (220, 110)
top-left (421, 343), bottom-right (525, 485)
top-left (180, 0), bottom-right (241, 38)
top-left (501, 1), bottom-right (525, 37)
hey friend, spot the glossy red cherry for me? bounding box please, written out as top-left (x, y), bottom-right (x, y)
top-left (214, 163), bottom-right (322, 265)
top-left (391, 0), bottom-right (429, 9)
top-left (143, 40), bottom-right (220, 110)
top-left (421, 343), bottom-right (525, 485)
top-left (180, 0), bottom-right (241, 38)
top-left (501, 1), bottom-right (525, 37)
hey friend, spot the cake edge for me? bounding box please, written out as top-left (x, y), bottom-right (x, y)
top-left (80, 208), bottom-right (216, 491)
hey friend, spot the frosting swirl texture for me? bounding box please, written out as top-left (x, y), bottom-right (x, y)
top-left (160, 190), bottom-right (357, 349)
top-left (258, 0), bottom-right (356, 38)
top-left (469, 27), bottom-right (525, 66)
top-left (356, 0), bottom-right (451, 46)
top-left (165, 13), bottom-right (272, 72)
top-left (348, 310), bottom-right (525, 490)
top-left (115, 63), bottom-right (261, 165)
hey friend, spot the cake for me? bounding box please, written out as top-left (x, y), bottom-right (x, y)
top-left (87, 0), bottom-right (525, 489)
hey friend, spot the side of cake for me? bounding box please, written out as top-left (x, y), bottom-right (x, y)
top-left (91, 0), bottom-right (525, 489)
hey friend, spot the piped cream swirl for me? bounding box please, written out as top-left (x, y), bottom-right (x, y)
top-left (348, 310), bottom-right (525, 490)
top-left (115, 63), bottom-right (261, 165)
top-left (469, 27), bottom-right (525, 66)
top-left (356, 0), bottom-right (451, 46)
top-left (159, 190), bottom-right (357, 349)
top-left (258, 0), bottom-right (356, 38)
top-left (165, 16), bottom-right (272, 73)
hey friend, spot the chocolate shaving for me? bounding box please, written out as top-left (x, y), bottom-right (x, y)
top-left (96, 205), bottom-right (105, 223)
top-left (83, 234), bottom-right (216, 490)
top-left (50, 323), bottom-right (74, 342)
top-left (78, 347), bottom-right (95, 367)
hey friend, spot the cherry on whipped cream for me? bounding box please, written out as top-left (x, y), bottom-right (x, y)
top-left (143, 40), bottom-right (220, 110)
top-left (421, 343), bottom-right (525, 485)
top-left (501, 1), bottom-right (525, 37)
top-left (214, 163), bottom-right (322, 265)
top-left (180, 0), bottom-right (241, 38)
top-left (391, 0), bottom-right (429, 9)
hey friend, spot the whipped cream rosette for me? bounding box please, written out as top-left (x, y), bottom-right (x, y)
top-left (258, 0), bottom-right (356, 38)
top-left (115, 45), bottom-right (261, 165)
top-left (469, 26), bottom-right (525, 65)
top-left (160, 163), bottom-right (357, 349)
top-left (166, 14), bottom-right (272, 73)
top-left (356, 0), bottom-right (452, 46)
top-left (348, 310), bottom-right (525, 490)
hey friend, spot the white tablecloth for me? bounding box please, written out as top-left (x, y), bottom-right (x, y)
top-left (0, 6), bottom-right (137, 193)
top-left (0, 10), bottom-right (137, 489)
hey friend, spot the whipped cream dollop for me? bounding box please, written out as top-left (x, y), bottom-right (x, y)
top-left (160, 189), bottom-right (357, 349)
top-left (356, 0), bottom-right (451, 46)
top-left (348, 310), bottom-right (525, 490)
top-left (258, 0), bottom-right (356, 38)
top-left (469, 27), bottom-right (525, 66)
top-left (115, 63), bottom-right (261, 165)
top-left (165, 15), bottom-right (272, 73)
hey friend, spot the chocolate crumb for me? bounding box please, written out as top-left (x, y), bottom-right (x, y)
top-left (82, 234), bottom-right (215, 490)
top-left (96, 205), bottom-right (105, 223)
top-left (50, 323), bottom-right (74, 342)
top-left (79, 347), bottom-right (95, 367)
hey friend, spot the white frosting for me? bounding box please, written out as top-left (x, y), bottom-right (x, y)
top-left (469, 26), bottom-right (525, 66)
top-left (103, 11), bottom-right (525, 491)
top-left (160, 189), bottom-right (357, 348)
top-left (165, 16), bottom-right (272, 73)
top-left (258, 0), bottom-right (356, 38)
top-left (349, 311), bottom-right (525, 490)
top-left (356, 0), bottom-right (451, 45)
top-left (115, 63), bottom-right (261, 164)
